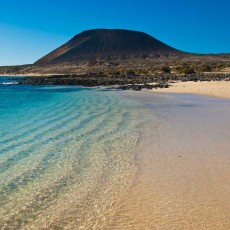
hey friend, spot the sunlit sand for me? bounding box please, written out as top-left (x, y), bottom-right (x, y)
top-left (152, 80), bottom-right (230, 99)
top-left (107, 92), bottom-right (230, 229)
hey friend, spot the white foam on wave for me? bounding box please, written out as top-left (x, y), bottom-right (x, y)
top-left (1, 81), bottom-right (18, 85)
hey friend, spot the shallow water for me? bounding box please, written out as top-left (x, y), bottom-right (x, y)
top-left (107, 91), bottom-right (230, 229)
top-left (0, 78), bottom-right (151, 229)
top-left (1, 77), bottom-right (230, 229)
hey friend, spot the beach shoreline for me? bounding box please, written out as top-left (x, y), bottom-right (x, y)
top-left (108, 91), bottom-right (230, 229)
top-left (1, 77), bottom-right (230, 229)
top-left (2, 73), bottom-right (230, 99)
top-left (151, 80), bottom-right (230, 99)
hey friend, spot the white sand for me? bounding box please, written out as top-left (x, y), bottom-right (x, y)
top-left (152, 81), bottom-right (230, 99)
top-left (108, 92), bottom-right (230, 229)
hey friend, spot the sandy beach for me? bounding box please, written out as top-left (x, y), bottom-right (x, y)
top-left (1, 77), bottom-right (230, 229)
top-left (107, 92), bottom-right (230, 229)
top-left (152, 80), bottom-right (230, 99)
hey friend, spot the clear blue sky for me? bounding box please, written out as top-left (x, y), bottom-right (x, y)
top-left (0, 0), bottom-right (229, 66)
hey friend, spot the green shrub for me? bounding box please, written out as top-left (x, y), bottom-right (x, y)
top-left (161, 66), bottom-right (171, 73)
top-left (177, 67), bottom-right (196, 74)
top-left (197, 65), bottom-right (212, 72)
top-left (184, 68), bottom-right (196, 74)
top-left (126, 70), bottom-right (136, 76)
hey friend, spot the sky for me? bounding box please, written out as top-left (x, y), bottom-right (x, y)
top-left (0, 0), bottom-right (230, 66)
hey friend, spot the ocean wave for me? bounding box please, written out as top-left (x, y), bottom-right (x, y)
top-left (1, 81), bottom-right (18, 85)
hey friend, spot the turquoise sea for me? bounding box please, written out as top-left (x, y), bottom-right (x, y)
top-left (0, 76), bottom-right (150, 229)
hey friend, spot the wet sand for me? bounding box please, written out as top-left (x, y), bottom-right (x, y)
top-left (107, 92), bottom-right (230, 229)
top-left (152, 81), bottom-right (230, 99)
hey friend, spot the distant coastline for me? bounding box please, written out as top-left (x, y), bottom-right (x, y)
top-left (2, 72), bottom-right (230, 99)
top-left (12, 72), bottom-right (229, 95)
top-left (0, 28), bottom-right (229, 98)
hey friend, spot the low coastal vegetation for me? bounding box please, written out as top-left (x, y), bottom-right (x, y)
top-left (1, 57), bottom-right (230, 91)
top-left (1, 57), bottom-right (229, 75)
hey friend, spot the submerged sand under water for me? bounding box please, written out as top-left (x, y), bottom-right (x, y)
top-left (0, 85), bottom-right (145, 229)
top-left (1, 83), bottom-right (230, 229)
top-left (107, 92), bottom-right (230, 229)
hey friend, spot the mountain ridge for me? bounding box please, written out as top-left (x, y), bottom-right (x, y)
top-left (35, 29), bottom-right (185, 64)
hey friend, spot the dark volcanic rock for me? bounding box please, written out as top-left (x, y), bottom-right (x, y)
top-left (117, 83), bottom-right (170, 91)
top-left (35, 29), bottom-right (184, 64)
top-left (17, 73), bottom-right (229, 90)
top-left (18, 74), bottom-right (171, 91)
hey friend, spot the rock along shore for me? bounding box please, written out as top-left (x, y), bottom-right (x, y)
top-left (16, 73), bottom-right (230, 91)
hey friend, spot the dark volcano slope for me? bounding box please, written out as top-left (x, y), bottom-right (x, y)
top-left (35, 29), bottom-right (184, 64)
